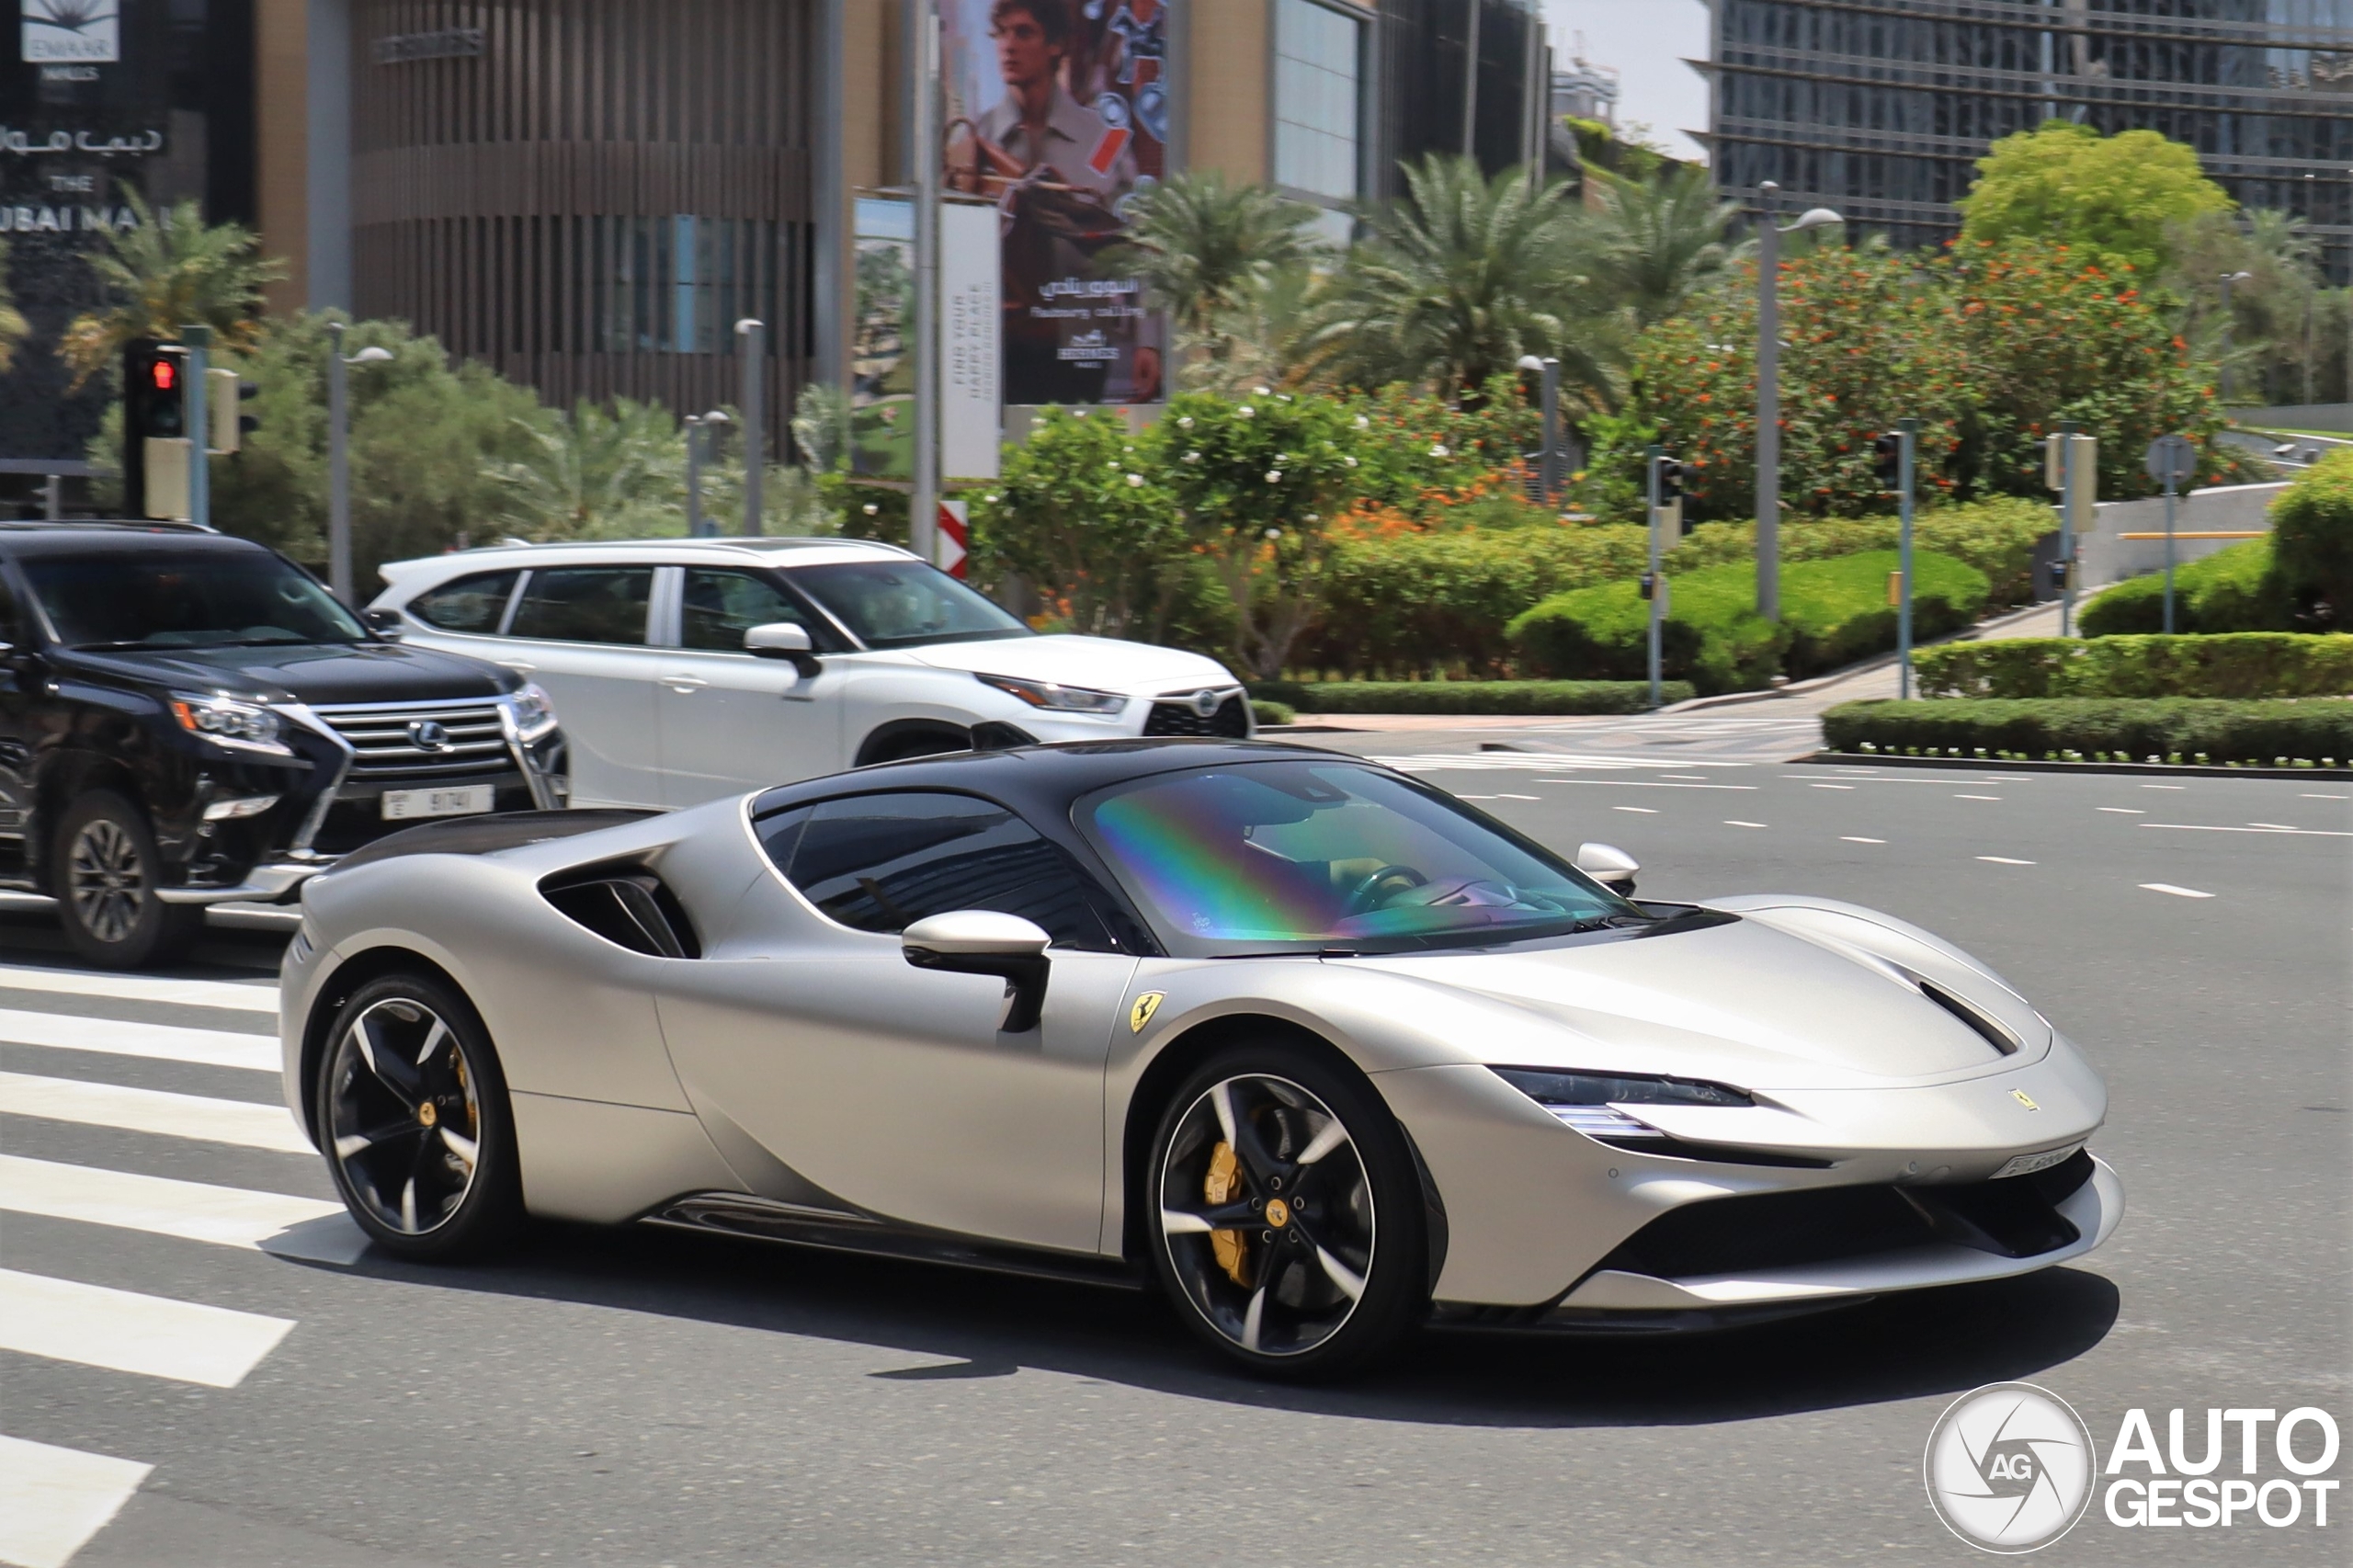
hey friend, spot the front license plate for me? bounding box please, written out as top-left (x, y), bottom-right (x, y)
top-left (381, 786), bottom-right (496, 821)
top-left (1991, 1143), bottom-right (2082, 1181)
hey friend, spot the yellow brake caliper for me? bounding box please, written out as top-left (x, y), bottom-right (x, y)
top-left (1205, 1141), bottom-right (1251, 1288)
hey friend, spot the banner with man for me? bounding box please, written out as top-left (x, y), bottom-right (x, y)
top-left (940, 0), bottom-right (1169, 407)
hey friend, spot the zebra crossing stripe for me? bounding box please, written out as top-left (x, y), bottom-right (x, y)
top-left (0, 1071), bottom-right (313, 1155)
top-left (0, 1268), bottom-right (294, 1389)
top-left (0, 1153), bottom-right (345, 1253)
top-left (0, 963), bottom-right (278, 1016)
top-left (0, 1433), bottom-right (152, 1568)
top-left (0, 1008), bottom-right (278, 1074)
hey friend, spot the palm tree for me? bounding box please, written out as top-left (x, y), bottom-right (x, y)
top-left (481, 398), bottom-right (686, 540)
top-left (0, 239), bottom-right (28, 374)
top-left (55, 188), bottom-right (284, 388)
top-left (1297, 154), bottom-right (1598, 401)
top-left (1574, 164), bottom-right (1746, 329)
top-left (1114, 171), bottom-right (1328, 354)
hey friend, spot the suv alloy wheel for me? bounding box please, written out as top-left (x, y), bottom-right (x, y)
top-left (53, 790), bottom-right (205, 969)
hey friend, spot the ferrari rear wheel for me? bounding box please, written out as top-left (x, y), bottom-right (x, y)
top-left (318, 973), bottom-right (522, 1259)
top-left (1147, 1043), bottom-right (1428, 1379)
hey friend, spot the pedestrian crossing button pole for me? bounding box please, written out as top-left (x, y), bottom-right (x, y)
top-left (2144, 433), bottom-right (2198, 635)
top-left (1875, 421), bottom-right (1918, 699)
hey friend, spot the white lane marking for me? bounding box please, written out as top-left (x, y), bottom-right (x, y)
top-left (2141, 883), bottom-right (2216, 899)
top-left (2139, 824), bottom-right (2353, 837)
top-left (1495, 793), bottom-right (1539, 801)
top-left (1978, 857), bottom-right (2036, 865)
top-left (1811, 783), bottom-right (1856, 790)
top-left (2247, 822), bottom-right (2301, 830)
top-left (0, 1072), bottom-right (311, 1155)
top-left (1955, 794), bottom-right (2003, 801)
top-left (1662, 774), bottom-right (1709, 781)
top-left (0, 963), bottom-right (276, 1016)
top-left (1536, 780), bottom-right (1759, 791)
top-left (2097, 807), bottom-right (2144, 814)
top-left (0, 1268), bottom-right (293, 1389)
top-left (2141, 783), bottom-right (2187, 790)
top-left (1612, 806), bottom-right (1659, 813)
top-left (2302, 792), bottom-right (2348, 800)
top-left (0, 1154), bottom-right (347, 1256)
top-left (0, 1434), bottom-right (152, 1568)
top-left (1458, 794), bottom-right (1498, 800)
top-left (0, 1008), bottom-right (276, 1074)
top-left (1724, 821), bottom-right (1768, 828)
top-left (1841, 836), bottom-right (1886, 844)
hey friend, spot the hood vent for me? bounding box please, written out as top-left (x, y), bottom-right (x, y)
top-left (540, 860), bottom-right (700, 959)
top-left (1915, 977), bottom-right (2018, 1056)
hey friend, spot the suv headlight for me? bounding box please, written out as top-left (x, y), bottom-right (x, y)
top-left (973, 672), bottom-right (1130, 715)
top-left (504, 682), bottom-right (560, 741)
top-left (170, 694), bottom-right (288, 754)
top-left (1491, 1067), bottom-right (1752, 1140)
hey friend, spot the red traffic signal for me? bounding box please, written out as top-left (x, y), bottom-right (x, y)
top-left (151, 359), bottom-right (176, 391)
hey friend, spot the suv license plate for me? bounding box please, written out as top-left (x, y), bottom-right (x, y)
top-left (381, 786), bottom-right (495, 821)
top-left (1991, 1143), bottom-right (2082, 1181)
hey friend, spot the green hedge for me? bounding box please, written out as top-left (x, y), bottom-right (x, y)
top-left (1915, 633), bottom-right (2353, 699)
top-left (2269, 449), bottom-right (2353, 626)
top-left (1663, 497), bottom-right (2052, 608)
top-left (1251, 699), bottom-right (1298, 727)
top-left (1509, 550), bottom-right (1989, 695)
top-left (2078, 539), bottom-right (2292, 635)
top-left (1821, 698), bottom-right (2353, 764)
top-left (1246, 679), bottom-right (1691, 714)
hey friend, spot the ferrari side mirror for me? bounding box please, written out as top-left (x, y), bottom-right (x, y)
top-left (745, 621), bottom-right (821, 678)
top-left (1574, 842), bottom-right (1640, 894)
top-left (902, 910), bottom-right (1051, 1033)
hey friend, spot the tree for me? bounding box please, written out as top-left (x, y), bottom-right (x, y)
top-left (481, 397), bottom-right (688, 540)
top-left (0, 239), bottom-right (27, 374)
top-left (1574, 164), bottom-right (1745, 329)
top-left (2164, 208), bottom-right (2321, 403)
top-left (55, 188), bottom-right (285, 387)
top-left (1956, 121), bottom-right (2232, 276)
top-left (1299, 154), bottom-right (1598, 401)
top-left (973, 407), bottom-right (1188, 639)
top-left (1159, 389), bottom-right (1360, 677)
top-left (1114, 171), bottom-right (1328, 356)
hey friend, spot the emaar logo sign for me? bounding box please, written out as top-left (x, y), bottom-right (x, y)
top-left (22, 0), bottom-right (119, 64)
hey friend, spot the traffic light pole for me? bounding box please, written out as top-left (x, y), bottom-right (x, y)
top-left (182, 326), bottom-right (210, 532)
top-left (1646, 444), bottom-right (1664, 710)
top-left (2058, 417), bottom-right (2077, 637)
top-left (1897, 417), bottom-right (1916, 700)
top-left (327, 323), bottom-right (353, 600)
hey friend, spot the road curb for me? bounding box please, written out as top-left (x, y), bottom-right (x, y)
top-left (1801, 751), bottom-right (2353, 779)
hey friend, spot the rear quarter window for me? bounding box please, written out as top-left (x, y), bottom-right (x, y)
top-left (407, 571), bottom-right (518, 633)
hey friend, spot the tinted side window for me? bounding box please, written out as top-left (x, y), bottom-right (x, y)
top-left (508, 567), bottom-right (653, 645)
top-left (0, 574), bottom-right (19, 644)
top-left (680, 569), bottom-right (811, 653)
top-left (772, 792), bottom-right (1111, 949)
top-left (408, 570), bottom-right (518, 633)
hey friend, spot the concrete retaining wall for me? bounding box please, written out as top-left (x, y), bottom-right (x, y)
top-left (2079, 482), bottom-right (2283, 585)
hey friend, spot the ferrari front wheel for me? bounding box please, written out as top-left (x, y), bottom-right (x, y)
top-left (317, 973), bottom-right (522, 1259)
top-left (1147, 1043), bottom-right (1428, 1380)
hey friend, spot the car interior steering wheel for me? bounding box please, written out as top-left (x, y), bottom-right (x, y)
top-left (1341, 863), bottom-right (1427, 916)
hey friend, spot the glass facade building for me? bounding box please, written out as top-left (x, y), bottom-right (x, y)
top-left (1708, 0), bottom-right (2353, 280)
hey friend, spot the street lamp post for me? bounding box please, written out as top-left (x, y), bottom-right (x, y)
top-left (909, 0), bottom-right (942, 569)
top-left (2217, 269), bottom-right (2252, 405)
top-left (683, 410), bottom-right (730, 539)
top-left (736, 319), bottom-right (765, 536)
top-left (1517, 354), bottom-right (1562, 505)
top-left (325, 323), bottom-right (395, 603)
top-left (1755, 182), bottom-right (1845, 622)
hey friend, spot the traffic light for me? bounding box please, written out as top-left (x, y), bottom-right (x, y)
top-left (207, 369), bottom-right (256, 454)
top-left (1653, 454), bottom-right (1687, 535)
top-left (122, 339), bottom-right (192, 520)
top-left (1873, 431), bottom-right (1903, 487)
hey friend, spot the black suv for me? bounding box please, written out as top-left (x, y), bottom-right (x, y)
top-left (0, 524), bottom-right (569, 967)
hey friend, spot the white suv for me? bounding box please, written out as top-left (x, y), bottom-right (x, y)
top-left (369, 539), bottom-right (1251, 808)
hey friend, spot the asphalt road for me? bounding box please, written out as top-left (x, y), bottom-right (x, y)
top-left (2, 755), bottom-right (2347, 1567)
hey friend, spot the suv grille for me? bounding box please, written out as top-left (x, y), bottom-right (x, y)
top-left (1143, 693), bottom-right (1250, 738)
top-left (312, 700), bottom-right (514, 780)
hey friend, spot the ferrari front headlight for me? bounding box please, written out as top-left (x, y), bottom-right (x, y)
top-left (973, 672), bottom-right (1130, 715)
top-left (1492, 1067), bottom-right (1752, 1139)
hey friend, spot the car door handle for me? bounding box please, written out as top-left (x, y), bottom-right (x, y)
top-left (660, 675), bottom-right (709, 694)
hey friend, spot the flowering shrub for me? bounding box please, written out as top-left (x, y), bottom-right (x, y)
top-left (972, 407), bottom-right (1187, 639)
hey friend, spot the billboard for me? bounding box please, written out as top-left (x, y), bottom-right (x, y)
top-left (940, 0), bottom-right (1168, 407)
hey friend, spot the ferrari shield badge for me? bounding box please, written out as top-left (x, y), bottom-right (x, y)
top-left (1129, 992), bottom-right (1165, 1033)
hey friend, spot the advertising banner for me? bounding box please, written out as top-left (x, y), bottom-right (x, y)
top-left (940, 0), bottom-right (1168, 407)
top-left (939, 199), bottom-right (1002, 480)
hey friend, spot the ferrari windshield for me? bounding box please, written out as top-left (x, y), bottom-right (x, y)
top-left (23, 549), bottom-right (367, 650)
top-left (788, 560), bottom-right (1030, 649)
top-left (1078, 759), bottom-right (1639, 955)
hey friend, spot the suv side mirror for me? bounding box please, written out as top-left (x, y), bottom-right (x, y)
top-left (745, 621), bottom-right (820, 677)
top-left (361, 606), bottom-right (405, 642)
top-left (902, 910), bottom-right (1051, 1033)
top-left (1574, 842), bottom-right (1640, 894)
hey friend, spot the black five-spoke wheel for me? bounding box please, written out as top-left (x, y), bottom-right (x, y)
top-left (319, 974), bottom-right (521, 1258)
top-left (1149, 1043), bottom-right (1427, 1378)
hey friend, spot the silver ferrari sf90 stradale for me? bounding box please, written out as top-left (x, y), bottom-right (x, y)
top-left (278, 741), bottom-right (2121, 1378)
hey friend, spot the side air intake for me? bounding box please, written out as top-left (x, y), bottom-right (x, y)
top-left (540, 861), bottom-right (700, 959)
